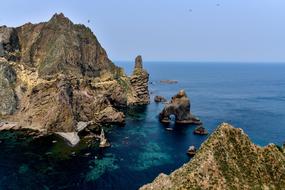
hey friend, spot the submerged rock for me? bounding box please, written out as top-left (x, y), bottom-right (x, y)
top-left (140, 123), bottom-right (285, 189)
top-left (159, 90), bottom-right (201, 124)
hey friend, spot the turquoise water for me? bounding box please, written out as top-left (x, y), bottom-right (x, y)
top-left (0, 62), bottom-right (285, 189)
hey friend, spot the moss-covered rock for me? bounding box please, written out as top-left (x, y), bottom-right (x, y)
top-left (140, 123), bottom-right (285, 190)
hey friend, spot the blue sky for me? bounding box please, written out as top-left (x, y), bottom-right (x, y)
top-left (1, 0), bottom-right (284, 62)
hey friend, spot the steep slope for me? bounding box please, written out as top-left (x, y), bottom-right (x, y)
top-left (140, 123), bottom-right (285, 190)
top-left (0, 13), bottom-right (149, 137)
top-left (16, 13), bottom-right (118, 78)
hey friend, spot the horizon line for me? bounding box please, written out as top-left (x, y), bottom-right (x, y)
top-left (113, 60), bottom-right (285, 64)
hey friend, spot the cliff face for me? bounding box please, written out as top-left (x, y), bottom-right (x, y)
top-left (0, 13), bottom-right (149, 134)
top-left (140, 123), bottom-right (285, 190)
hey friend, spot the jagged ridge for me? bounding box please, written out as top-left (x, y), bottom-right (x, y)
top-left (140, 123), bottom-right (285, 190)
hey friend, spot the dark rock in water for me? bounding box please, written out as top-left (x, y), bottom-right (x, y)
top-left (140, 123), bottom-right (285, 190)
top-left (160, 80), bottom-right (178, 84)
top-left (129, 55), bottom-right (150, 105)
top-left (0, 13), bottom-right (150, 144)
top-left (193, 125), bottom-right (208, 135)
top-left (154, 95), bottom-right (167, 103)
top-left (159, 90), bottom-right (201, 124)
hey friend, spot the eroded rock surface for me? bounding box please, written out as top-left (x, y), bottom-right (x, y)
top-left (140, 123), bottom-right (285, 190)
top-left (0, 13), bottom-right (149, 141)
top-left (129, 55), bottom-right (150, 105)
top-left (0, 61), bottom-right (17, 115)
top-left (159, 90), bottom-right (200, 124)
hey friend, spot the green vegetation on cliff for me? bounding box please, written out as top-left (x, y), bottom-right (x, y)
top-left (140, 123), bottom-right (285, 190)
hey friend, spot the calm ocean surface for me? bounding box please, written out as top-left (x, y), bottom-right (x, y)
top-left (0, 62), bottom-right (284, 189)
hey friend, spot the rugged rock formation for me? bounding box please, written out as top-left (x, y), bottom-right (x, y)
top-left (129, 55), bottom-right (150, 105)
top-left (140, 123), bottom-right (285, 190)
top-left (159, 90), bottom-right (201, 124)
top-left (0, 13), bottom-right (149, 144)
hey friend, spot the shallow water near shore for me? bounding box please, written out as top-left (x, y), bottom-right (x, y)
top-left (0, 62), bottom-right (285, 189)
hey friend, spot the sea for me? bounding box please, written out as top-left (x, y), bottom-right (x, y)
top-left (0, 62), bottom-right (284, 190)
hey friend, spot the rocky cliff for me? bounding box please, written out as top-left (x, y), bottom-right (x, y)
top-left (0, 13), bottom-right (149, 138)
top-left (140, 123), bottom-right (285, 190)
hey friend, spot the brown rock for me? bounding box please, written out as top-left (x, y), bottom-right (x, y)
top-left (159, 90), bottom-right (201, 124)
top-left (129, 55), bottom-right (150, 105)
top-left (0, 13), bottom-right (149, 141)
top-left (154, 95), bottom-right (167, 103)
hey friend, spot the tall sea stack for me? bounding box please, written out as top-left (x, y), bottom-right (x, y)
top-left (129, 55), bottom-right (150, 105)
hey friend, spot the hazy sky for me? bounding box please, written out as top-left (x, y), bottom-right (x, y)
top-left (1, 0), bottom-right (284, 62)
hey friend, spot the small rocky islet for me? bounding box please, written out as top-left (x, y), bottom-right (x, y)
top-left (159, 90), bottom-right (202, 125)
top-left (1, 13), bottom-right (284, 190)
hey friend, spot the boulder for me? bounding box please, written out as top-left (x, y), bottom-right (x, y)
top-left (193, 125), bottom-right (208, 135)
top-left (154, 95), bottom-right (167, 103)
top-left (159, 90), bottom-right (201, 124)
